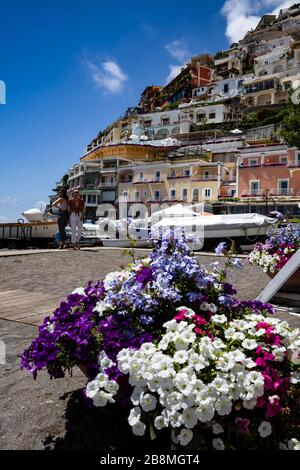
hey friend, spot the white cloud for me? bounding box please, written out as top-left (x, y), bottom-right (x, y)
top-left (165, 39), bottom-right (190, 62)
top-left (0, 196), bottom-right (18, 207)
top-left (165, 64), bottom-right (187, 84)
top-left (164, 39), bottom-right (190, 84)
top-left (86, 60), bottom-right (128, 94)
top-left (221, 0), bottom-right (296, 44)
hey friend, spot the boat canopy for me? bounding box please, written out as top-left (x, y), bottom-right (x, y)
top-left (152, 213), bottom-right (277, 229)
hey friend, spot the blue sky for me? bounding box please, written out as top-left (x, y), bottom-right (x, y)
top-left (0, 0), bottom-right (294, 220)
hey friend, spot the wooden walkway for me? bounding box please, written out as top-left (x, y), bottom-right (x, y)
top-left (0, 289), bottom-right (62, 326)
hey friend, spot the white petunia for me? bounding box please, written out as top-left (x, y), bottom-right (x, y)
top-left (178, 428), bottom-right (193, 446)
top-left (182, 407), bottom-right (198, 429)
top-left (71, 287), bottom-right (85, 296)
top-left (212, 438), bottom-right (225, 450)
top-left (174, 350), bottom-right (189, 364)
top-left (258, 421), bottom-right (272, 438)
top-left (85, 379), bottom-right (99, 399)
top-left (46, 321), bottom-right (55, 333)
top-left (212, 423), bottom-right (224, 435)
top-left (154, 414), bottom-right (168, 430)
top-left (212, 314), bottom-right (227, 324)
top-left (288, 438), bottom-right (300, 450)
top-left (242, 339), bottom-right (258, 350)
top-left (132, 421), bottom-right (146, 436)
top-left (128, 406), bottom-right (142, 426)
top-left (140, 393), bottom-right (157, 412)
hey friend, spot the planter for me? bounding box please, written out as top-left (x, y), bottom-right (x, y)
top-left (267, 267), bottom-right (300, 293)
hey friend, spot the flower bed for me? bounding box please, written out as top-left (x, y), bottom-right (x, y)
top-left (248, 224), bottom-right (300, 274)
top-left (22, 235), bottom-right (300, 450)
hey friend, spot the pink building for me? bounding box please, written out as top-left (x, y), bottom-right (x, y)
top-left (237, 145), bottom-right (300, 198)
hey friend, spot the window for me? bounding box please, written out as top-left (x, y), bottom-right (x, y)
top-left (161, 118), bottom-right (170, 125)
top-left (182, 188), bottom-right (188, 201)
top-left (144, 120), bottom-right (152, 127)
top-left (192, 188), bottom-right (200, 201)
top-left (297, 153), bottom-right (300, 166)
top-left (250, 180), bottom-right (260, 195)
top-left (170, 189), bottom-right (176, 200)
top-left (204, 170), bottom-right (210, 179)
top-left (209, 113), bottom-right (216, 119)
top-left (249, 159), bottom-right (258, 166)
top-left (154, 190), bottom-right (160, 201)
top-left (139, 172), bottom-right (144, 182)
top-left (123, 191), bottom-right (128, 197)
top-left (238, 80), bottom-right (243, 88)
top-left (155, 171), bottom-right (161, 182)
top-left (135, 191), bottom-right (140, 202)
top-left (278, 179), bottom-right (289, 195)
top-left (196, 113), bottom-right (206, 123)
top-left (184, 169), bottom-right (190, 177)
top-left (224, 83), bottom-right (229, 93)
top-left (144, 191), bottom-right (147, 197)
top-left (203, 188), bottom-right (211, 198)
top-left (87, 195), bottom-right (97, 204)
top-left (170, 169), bottom-right (176, 177)
top-left (280, 156), bottom-right (287, 164)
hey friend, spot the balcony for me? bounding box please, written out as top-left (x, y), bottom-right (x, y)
top-left (99, 182), bottom-right (117, 189)
top-left (84, 183), bottom-right (99, 190)
top-left (244, 80), bottom-right (279, 94)
top-left (119, 179), bottom-right (133, 184)
top-left (167, 174), bottom-right (190, 180)
top-left (191, 176), bottom-right (218, 182)
top-left (241, 189), bottom-right (295, 198)
top-left (133, 179), bottom-right (163, 184)
top-left (101, 167), bottom-right (117, 173)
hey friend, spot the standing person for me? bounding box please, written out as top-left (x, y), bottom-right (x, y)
top-left (51, 188), bottom-right (70, 249)
top-left (69, 189), bottom-right (85, 250)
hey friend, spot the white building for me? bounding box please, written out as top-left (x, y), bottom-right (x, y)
top-left (133, 103), bottom-right (230, 140)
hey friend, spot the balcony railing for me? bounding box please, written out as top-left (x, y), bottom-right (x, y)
top-left (133, 179), bottom-right (163, 184)
top-left (167, 175), bottom-right (190, 180)
top-left (101, 167), bottom-right (117, 173)
top-left (99, 182), bottom-right (117, 188)
top-left (119, 179), bottom-right (133, 184)
top-left (191, 176), bottom-right (218, 182)
top-left (241, 189), bottom-right (295, 197)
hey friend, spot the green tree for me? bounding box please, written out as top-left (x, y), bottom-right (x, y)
top-left (240, 112), bottom-right (258, 129)
top-left (280, 90), bottom-right (300, 148)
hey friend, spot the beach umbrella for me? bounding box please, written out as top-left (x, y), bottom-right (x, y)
top-left (140, 135), bottom-right (149, 141)
top-left (129, 134), bottom-right (139, 140)
top-left (230, 128), bottom-right (243, 134)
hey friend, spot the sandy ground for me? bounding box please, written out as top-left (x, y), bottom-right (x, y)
top-left (0, 249), bottom-right (299, 450)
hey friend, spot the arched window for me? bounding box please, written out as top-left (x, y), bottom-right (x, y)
top-left (192, 188), bottom-right (200, 202)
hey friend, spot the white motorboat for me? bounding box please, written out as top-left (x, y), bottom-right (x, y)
top-left (0, 209), bottom-right (58, 249)
top-left (151, 213), bottom-right (277, 250)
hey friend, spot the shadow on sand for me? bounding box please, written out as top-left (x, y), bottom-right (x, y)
top-left (44, 389), bottom-right (171, 451)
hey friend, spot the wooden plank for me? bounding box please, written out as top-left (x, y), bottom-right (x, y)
top-left (0, 290), bottom-right (22, 297)
top-left (256, 248), bottom-right (300, 303)
top-left (3, 306), bottom-right (58, 321)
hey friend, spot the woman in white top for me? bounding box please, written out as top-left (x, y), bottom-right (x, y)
top-left (51, 188), bottom-right (70, 249)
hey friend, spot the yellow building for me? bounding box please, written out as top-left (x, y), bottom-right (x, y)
top-left (118, 158), bottom-right (224, 204)
top-left (80, 142), bottom-right (233, 209)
